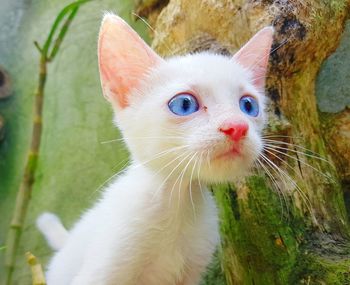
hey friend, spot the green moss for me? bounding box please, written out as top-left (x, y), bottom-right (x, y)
top-left (292, 252), bottom-right (350, 284)
top-left (213, 174), bottom-right (350, 285)
top-left (214, 176), bottom-right (306, 284)
top-left (324, 0), bottom-right (348, 16)
top-left (201, 250), bottom-right (227, 285)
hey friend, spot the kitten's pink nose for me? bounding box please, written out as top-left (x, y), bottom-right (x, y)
top-left (219, 121), bottom-right (249, 142)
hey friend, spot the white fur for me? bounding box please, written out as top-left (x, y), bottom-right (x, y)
top-left (37, 212), bottom-right (68, 251)
top-left (38, 19), bottom-right (269, 285)
top-left (43, 166), bottom-right (218, 285)
top-left (118, 53), bottom-right (266, 184)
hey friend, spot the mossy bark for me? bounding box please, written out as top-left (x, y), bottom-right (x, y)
top-left (136, 0), bottom-right (350, 284)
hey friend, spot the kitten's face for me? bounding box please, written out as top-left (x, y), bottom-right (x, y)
top-left (118, 54), bottom-right (265, 183)
top-left (98, 14), bottom-right (273, 184)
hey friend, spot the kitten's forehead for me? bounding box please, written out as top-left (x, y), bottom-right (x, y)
top-left (147, 53), bottom-right (258, 106)
top-left (166, 53), bottom-right (250, 85)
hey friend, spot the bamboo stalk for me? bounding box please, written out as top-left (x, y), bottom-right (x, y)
top-left (4, 1), bottom-right (92, 283)
top-left (26, 252), bottom-right (46, 285)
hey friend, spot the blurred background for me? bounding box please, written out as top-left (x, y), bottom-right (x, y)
top-left (0, 1), bottom-right (148, 283)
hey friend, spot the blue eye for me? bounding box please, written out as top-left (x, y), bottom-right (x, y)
top-left (239, 95), bottom-right (259, 117)
top-left (168, 93), bottom-right (199, 116)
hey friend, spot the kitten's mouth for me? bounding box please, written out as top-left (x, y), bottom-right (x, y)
top-left (214, 145), bottom-right (242, 160)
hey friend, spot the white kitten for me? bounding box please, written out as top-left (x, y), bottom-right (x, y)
top-left (37, 13), bottom-right (273, 285)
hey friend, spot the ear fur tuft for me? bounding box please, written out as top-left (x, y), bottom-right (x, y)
top-left (98, 13), bottom-right (163, 109)
top-left (233, 26), bottom-right (274, 90)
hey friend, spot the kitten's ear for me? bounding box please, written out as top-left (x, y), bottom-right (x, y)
top-left (233, 27), bottom-right (274, 90)
top-left (98, 13), bottom-right (163, 108)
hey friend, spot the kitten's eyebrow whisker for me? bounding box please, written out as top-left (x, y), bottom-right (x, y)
top-left (132, 12), bottom-right (174, 56)
top-left (245, 38), bottom-right (289, 78)
top-left (270, 39), bottom-right (289, 55)
top-left (238, 38), bottom-right (288, 62)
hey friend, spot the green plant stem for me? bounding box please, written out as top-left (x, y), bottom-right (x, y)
top-left (26, 252), bottom-right (46, 285)
top-left (4, 1), bottom-right (91, 283)
top-left (5, 51), bottom-right (47, 285)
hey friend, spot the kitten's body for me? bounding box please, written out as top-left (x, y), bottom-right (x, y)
top-left (38, 14), bottom-right (274, 285)
top-left (44, 166), bottom-right (218, 285)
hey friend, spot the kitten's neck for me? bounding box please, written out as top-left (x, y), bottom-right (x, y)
top-left (163, 178), bottom-right (202, 206)
top-left (130, 162), bottom-right (208, 212)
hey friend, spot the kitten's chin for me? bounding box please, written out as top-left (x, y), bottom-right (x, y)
top-left (199, 153), bottom-right (258, 184)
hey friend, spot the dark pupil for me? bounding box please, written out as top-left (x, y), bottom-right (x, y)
top-left (244, 100), bottom-right (252, 113)
top-left (182, 98), bottom-right (191, 111)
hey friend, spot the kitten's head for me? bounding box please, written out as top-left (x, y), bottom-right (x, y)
top-left (98, 13), bottom-right (273, 184)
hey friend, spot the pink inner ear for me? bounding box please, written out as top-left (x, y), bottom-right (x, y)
top-left (233, 27), bottom-right (274, 90)
top-left (98, 14), bottom-right (162, 108)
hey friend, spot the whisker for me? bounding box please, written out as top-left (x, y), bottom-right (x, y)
top-left (262, 140), bottom-right (330, 163)
top-left (263, 145), bottom-right (333, 181)
top-left (90, 159), bottom-right (130, 198)
top-left (259, 152), bottom-right (313, 214)
top-left (132, 12), bottom-right (174, 56)
top-left (197, 151), bottom-right (206, 203)
top-left (130, 145), bottom-right (190, 170)
top-left (100, 136), bottom-right (185, 144)
top-left (245, 146), bottom-right (289, 218)
top-left (152, 151), bottom-right (193, 201)
top-left (175, 153), bottom-right (197, 214)
top-left (261, 147), bottom-right (319, 218)
top-left (262, 135), bottom-right (302, 139)
top-left (189, 152), bottom-right (199, 219)
top-left (94, 145), bottom-right (189, 198)
top-left (246, 38), bottom-right (289, 80)
top-left (206, 149), bottom-right (212, 172)
top-left (255, 159), bottom-right (290, 220)
top-left (270, 39), bottom-right (289, 55)
top-left (263, 147), bottom-right (305, 178)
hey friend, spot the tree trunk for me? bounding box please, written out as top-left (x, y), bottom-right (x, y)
top-left (136, 0), bottom-right (350, 284)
